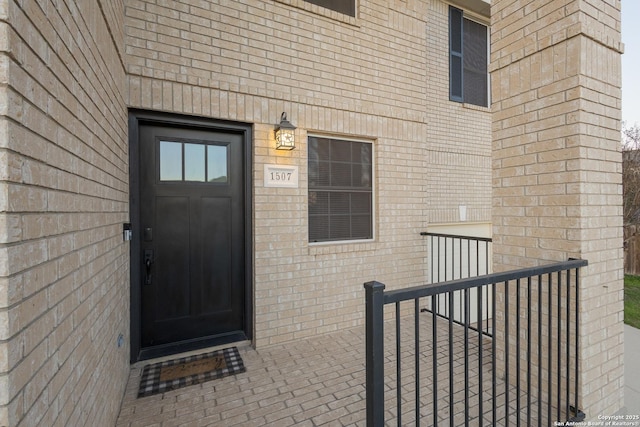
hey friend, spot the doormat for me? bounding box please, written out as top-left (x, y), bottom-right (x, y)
top-left (137, 347), bottom-right (245, 398)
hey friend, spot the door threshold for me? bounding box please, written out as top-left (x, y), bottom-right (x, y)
top-left (133, 339), bottom-right (252, 368)
top-left (136, 332), bottom-right (249, 363)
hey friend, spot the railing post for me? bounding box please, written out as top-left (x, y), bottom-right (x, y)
top-left (364, 280), bottom-right (385, 427)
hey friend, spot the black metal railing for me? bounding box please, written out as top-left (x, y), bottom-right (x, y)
top-left (421, 232), bottom-right (493, 335)
top-left (364, 258), bottom-right (587, 426)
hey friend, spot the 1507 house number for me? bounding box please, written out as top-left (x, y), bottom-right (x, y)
top-left (264, 164), bottom-right (299, 188)
top-left (270, 170), bottom-right (292, 182)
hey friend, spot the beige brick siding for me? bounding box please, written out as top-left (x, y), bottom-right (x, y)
top-left (491, 0), bottom-right (624, 418)
top-left (125, 0), bottom-right (493, 348)
top-left (0, 1), bottom-right (129, 426)
top-left (0, 0), bottom-right (626, 424)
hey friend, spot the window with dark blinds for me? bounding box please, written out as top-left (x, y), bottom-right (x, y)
top-left (303, 0), bottom-right (356, 17)
top-left (308, 137), bottom-right (373, 242)
top-left (449, 6), bottom-right (488, 107)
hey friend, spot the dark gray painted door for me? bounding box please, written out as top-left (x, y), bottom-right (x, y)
top-left (139, 124), bottom-right (246, 348)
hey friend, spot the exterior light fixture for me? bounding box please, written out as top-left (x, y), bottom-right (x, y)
top-left (275, 112), bottom-right (296, 150)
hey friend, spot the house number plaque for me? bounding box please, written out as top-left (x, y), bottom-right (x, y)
top-left (264, 164), bottom-right (299, 188)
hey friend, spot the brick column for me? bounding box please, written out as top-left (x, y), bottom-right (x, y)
top-left (491, 0), bottom-right (624, 418)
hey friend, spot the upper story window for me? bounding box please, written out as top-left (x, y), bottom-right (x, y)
top-left (308, 136), bottom-right (373, 243)
top-left (449, 6), bottom-right (489, 107)
top-left (303, 0), bottom-right (355, 17)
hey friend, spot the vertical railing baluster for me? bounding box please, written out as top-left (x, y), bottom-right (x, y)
top-left (574, 268), bottom-right (581, 419)
top-left (468, 237), bottom-right (471, 278)
top-left (448, 291), bottom-right (454, 427)
top-left (464, 288), bottom-right (469, 427)
top-left (430, 236), bottom-right (434, 314)
top-left (538, 274), bottom-right (543, 427)
top-left (485, 241), bottom-right (489, 334)
top-left (364, 281), bottom-right (385, 427)
top-left (547, 272), bottom-right (552, 425)
top-left (475, 238), bottom-right (478, 277)
top-left (478, 283), bottom-right (484, 427)
top-left (433, 294), bottom-right (439, 427)
top-left (415, 298), bottom-right (421, 426)
top-left (454, 239), bottom-right (467, 324)
top-left (430, 235), bottom-right (434, 286)
top-left (565, 268), bottom-right (570, 421)
top-left (516, 278), bottom-right (521, 427)
top-left (488, 241), bottom-right (491, 332)
top-left (445, 238), bottom-right (449, 319)
top-left (527, 276), bottom-right (532, 427)
top-left (492, 282), bottom-right (497, 427)
top-left (444, 237), bottom-right (448, 284)
top-left (465, 239), bottom-right (469, 326)
top-left (505, 280), bottom-right (510, 425)
top-left (435, 236), bottom-right (439, 315)
top-left (557, 271), bottom-right (562, 422)
top-left (460, 238), bottom-right (463, 319)
top-left (396, 302), bottom-right (402, 426)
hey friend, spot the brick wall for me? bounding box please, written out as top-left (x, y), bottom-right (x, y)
top-left (125, 0), bottom-right (493, 347)
top-left (0, 0), bottom-right (624, 424)
top-left (491, 0), bottom-right (624, 418)
top-left (0, 1), bottom-right (129, 426)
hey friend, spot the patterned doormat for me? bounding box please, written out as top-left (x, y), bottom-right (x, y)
top-left (137, 346), bottom-right (245, 398)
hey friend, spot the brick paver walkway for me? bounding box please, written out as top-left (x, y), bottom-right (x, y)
top-left (116, 326), bottom-right (368, 427)
top-left (116, 313), bottom-right (557, 426)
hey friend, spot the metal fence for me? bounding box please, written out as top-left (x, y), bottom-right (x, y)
top-left (364, 258), bottom-right (588, 426)
top-left (624, 224), bottom-right (640, 275)
top-left (421, 232), bottom-right (492, 335)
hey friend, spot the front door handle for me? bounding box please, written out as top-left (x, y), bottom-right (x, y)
top-left (144, 249), bottom-right (154, 285)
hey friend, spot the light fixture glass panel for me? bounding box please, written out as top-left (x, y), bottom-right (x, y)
top-left (276, 129), bottom-right (295, 149)
top-left (159, 141), bottom-right (182, 181)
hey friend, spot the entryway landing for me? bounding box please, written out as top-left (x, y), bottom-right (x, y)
top-left (116, 327), bottom-right (367, 426)
top-left (115, 313), bottom-right (530, 427)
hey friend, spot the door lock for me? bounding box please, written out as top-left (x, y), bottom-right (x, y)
top-left (144, 250), bottom-right (154, 285)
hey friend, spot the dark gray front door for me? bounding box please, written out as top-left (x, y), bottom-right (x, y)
top-left (137, 122), bottom-right (247, 353)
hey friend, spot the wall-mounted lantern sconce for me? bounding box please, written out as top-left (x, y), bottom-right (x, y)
top-left (275, 112), bottom-right (296, 150)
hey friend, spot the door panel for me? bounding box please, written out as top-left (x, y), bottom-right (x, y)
top-left (201, 197), bottom-right (232, 314)
top-left (155, 196), bottom-right (190, 320)
top-left (138, 123), bottom-right (247, 351)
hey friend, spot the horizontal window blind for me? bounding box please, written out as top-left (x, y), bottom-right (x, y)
top-left (308, 137), bottom-right (372, 242)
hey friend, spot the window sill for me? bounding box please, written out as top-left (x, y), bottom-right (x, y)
top-left (462, 102), bottom-right (491, 112)
top-left (308, 239), bottom-right (377, 255)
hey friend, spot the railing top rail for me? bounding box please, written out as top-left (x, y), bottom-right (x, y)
top-left (373, 258), bottom-right (588, 305)
top-left (419, 231), bottom-right (493, 242)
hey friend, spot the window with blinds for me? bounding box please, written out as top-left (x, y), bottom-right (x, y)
top-left (308, 136), bottom-right (373, 242)
top-left (449, 6), bottom-right (489, 107)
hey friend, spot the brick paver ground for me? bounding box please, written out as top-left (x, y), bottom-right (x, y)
top-left (116, 313), bottom-right (564, 426)
top-left (116, 325), bottom-right (367, 427)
